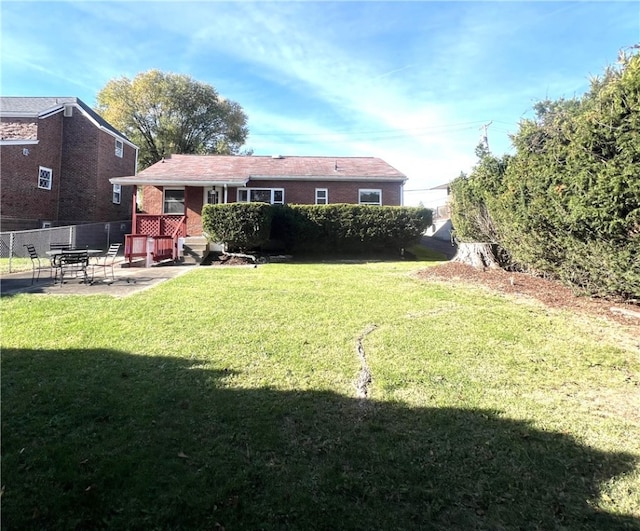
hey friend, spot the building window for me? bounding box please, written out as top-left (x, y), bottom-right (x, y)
top-left (41, 221), bottom-right (52, 229)
top-left (113, 184), bottom-right (122, 204)
top-left (164, 188), bottom-right (185, 214)
top-left (359, 189), bottom-right (382, 206)
top-left (315, 188), bottom-right (328, 205)
top-left (115, 139), bottom-right (124, 158)
top-left (237, 188), bottom-right (284, 205)
top-left (38, 166), bottom-right (52, 190)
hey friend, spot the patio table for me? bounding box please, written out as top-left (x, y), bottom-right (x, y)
top-left (46, 249), bottom-right (102, 285)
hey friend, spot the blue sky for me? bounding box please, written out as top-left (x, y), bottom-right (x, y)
top-left (2, 1), bottom-right (638, 205)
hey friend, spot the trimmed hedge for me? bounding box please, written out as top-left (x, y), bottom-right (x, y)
top-left (202, 203), bottom-right (273, 252)
top-left (274, 204), bottom-right (432, 254)
top-left (202, 203), bottom-right (432, 255)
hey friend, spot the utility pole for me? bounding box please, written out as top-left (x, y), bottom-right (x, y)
top-left (480, 121), bottom-right (493, 151)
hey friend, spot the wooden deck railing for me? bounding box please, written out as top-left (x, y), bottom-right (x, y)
top-left (125, 215), bottom-right (187, 264)
top-left (152, 236), bottom-right (174, 262)
top-left (124, 235), bottom-right (149, 265)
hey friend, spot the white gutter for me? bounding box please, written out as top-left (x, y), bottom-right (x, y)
top-left (249, 174), bottom-right (407, 183)
top-left (109, 177), bottom-right (248, 187)
top-left (0, 139), bottom-right (39, 145)
top-left (0, 112), bottom-right (39, 118)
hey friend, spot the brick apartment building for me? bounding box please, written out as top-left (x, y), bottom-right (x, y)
top-left (0, 97), bottom-right (138, 231)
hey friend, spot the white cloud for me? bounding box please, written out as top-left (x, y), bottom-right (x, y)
top-left (3, 0), bottom-right (635, 192)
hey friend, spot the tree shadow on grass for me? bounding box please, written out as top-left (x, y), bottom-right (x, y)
top-left (2, 348), bottom-right (638, 530)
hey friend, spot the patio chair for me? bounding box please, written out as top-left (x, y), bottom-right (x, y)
top-left (24, 244), bottom-right (50, 284)
top-left (91, 243), bottom-right (121, 283)
top-left (53, 250), bottom-right (90, 285)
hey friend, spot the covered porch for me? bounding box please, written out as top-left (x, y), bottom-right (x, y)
top-left (123, 183), bottom-right (233, 265)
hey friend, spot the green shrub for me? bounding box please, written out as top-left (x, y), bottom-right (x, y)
top-left (271, 204), bottom-right (432, 254)
top-left (202, 203), bottom-right (273, 251)
top-left (203, 203), bottom-right (432, 256)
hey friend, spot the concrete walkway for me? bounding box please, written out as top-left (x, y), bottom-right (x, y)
top-left (420, 235), bottom-right (457, 260)
top-left (0, 260), bottom-right (196, 298)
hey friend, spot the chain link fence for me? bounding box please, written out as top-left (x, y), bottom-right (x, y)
top-left (1, 221), bottom-right (131, 273)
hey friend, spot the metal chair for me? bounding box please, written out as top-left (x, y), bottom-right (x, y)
top-left (53, 250), bottom-right (90, 285)
top-left (91, 243), bottom-right (122, 283)
top-left (23, 244), bottom-right (49, 284)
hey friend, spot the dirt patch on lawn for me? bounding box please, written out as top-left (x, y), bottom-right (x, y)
top-left (416, 262), bottom-right (640, 329)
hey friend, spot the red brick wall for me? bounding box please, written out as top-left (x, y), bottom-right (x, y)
top-left (95, 131), bottom-right (136, 222)
top-left (240, 179), bottom-right (403, 205)
top-left (58, 111), bottom-right (136, 223)
top-left (58, 112), bottom-right (100, 222)
top-left (140, 186), bottom-right (163, 214)
top-left (0, 109), bottom-right (137, 230)
top-left (0, 114), bottom-right (64, 229)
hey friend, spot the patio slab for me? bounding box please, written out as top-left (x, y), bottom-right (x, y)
top-left (1, 261), bottom-right (196, 298)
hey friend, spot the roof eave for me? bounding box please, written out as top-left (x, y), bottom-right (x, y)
top-left (0, 139), bottom-right (39, 145)
top-left (249, 174), bottom-right (407, 183)
top-left (109, 177), bottom-right (249, 187)
top-left (1, 103), bottom-right (138, 149)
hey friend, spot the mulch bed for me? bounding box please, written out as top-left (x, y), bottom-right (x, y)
top-left (416, 262), bottom-right (640, 329)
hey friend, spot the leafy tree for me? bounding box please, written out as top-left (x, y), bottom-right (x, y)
top-left (96, 70), bottom-right (249, 168)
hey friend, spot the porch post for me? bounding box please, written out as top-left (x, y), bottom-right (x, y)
top-left (184, 186), bottom-right (188, 234)
top-left (132, 185), bottom-right (138, 234)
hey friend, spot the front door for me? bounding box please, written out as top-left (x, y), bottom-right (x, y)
top-left (205, 187), bottom-right (221, 205)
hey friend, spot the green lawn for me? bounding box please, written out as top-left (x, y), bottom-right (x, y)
top-left (0, 257), bottom-right (33, 275)
top-left (2, 259), bottom-right (639, 530)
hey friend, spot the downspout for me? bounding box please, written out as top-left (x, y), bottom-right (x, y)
top-left (55, 113), bottom-right (64, 224)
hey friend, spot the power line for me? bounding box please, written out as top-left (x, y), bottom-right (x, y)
top-left (249, 120), bottom-right (499, 138)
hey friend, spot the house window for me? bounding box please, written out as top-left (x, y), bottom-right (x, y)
top-left (115, 139), bottom-right (124, 158)
top-left (237, 188), bottom-right (284, 205)
top-left (315, 188), bottom-right (328, 205)
top-left (113, 184), bottom-right (122, 204)
top-left (164, 189), bottom-right (185, 214)
top-left (359, 189), bottom-right (382, 206)
top-left (38, 166), bottom-right (52, 190)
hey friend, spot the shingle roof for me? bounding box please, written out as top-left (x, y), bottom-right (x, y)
top-left (0, 96), bottom-right (78, 114)
top-left (111, 154), bottom-right (407, 186)
top-left (0, 97), bottom-right (132, 142)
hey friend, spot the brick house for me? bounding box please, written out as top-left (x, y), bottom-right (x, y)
top-left (0, 97), bottom-right (138, 231)
top-left (110, 154), bottom-right (407, 263)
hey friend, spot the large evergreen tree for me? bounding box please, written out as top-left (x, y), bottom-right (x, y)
top-left (450, 48), bottom-right (640, 298)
